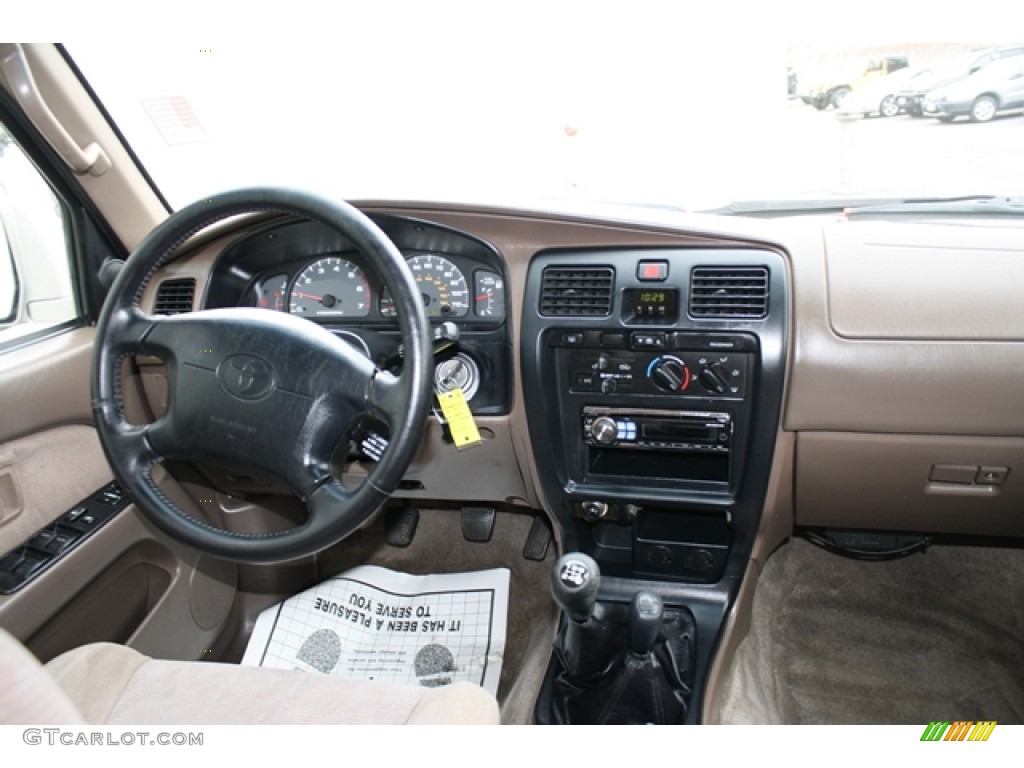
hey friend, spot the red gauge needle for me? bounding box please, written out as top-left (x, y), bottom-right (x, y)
top-left (475, 294), bottom-right (491, 301)
top-left (292, 291), bottom-right (323, 301)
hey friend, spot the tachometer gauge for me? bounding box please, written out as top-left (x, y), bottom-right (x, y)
top-left (380, 253), bottom-right (469, 318)
top-left (289, 257), bottom-right (371, 318)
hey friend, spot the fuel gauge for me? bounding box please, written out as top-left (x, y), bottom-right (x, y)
top-left (256, 273), bottom-right (288, 312)
top-left (474, 271), bottom-right (505, 318)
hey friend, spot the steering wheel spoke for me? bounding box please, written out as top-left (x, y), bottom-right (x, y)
top-left (305, 478), bottom-right (357, 522)
top-left (103, 306), bottom-right (161, 355)
top-left (366, 369), bottom-right (406, 427)
top-left (92, 189), bottom-right (432, 563)
top-left (103, 422), bottom-right (162, 478)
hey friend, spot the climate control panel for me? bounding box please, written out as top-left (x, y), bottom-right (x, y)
top-left (560, 330), bottom-right (754, 400)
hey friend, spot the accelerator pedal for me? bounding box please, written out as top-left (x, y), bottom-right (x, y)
top-left (522, 515), bottom-right (553, 561)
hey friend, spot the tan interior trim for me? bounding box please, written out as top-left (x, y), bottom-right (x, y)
top-left (0, 424), bottom-right (113, 556)
top-left (0, 44), bottom-right (166, 250)
top-left (0, 326), bottom-right (96, 444)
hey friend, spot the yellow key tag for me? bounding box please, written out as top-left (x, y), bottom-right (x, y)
top-left (436, 388), bottom-right (482, 450)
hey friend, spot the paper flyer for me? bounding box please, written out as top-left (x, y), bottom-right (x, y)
top-left (241, 565), bottom-right (509, 696)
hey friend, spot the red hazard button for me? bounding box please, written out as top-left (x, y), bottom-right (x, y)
top-left (637, 260), bottom-right (668, 281)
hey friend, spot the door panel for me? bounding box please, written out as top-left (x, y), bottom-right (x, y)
top-left (0, 328), bottom-right (103, 553)
top-left (0, 424), bottom-right (112, 555)
top-left (0, 327), bottom-right (238, 661)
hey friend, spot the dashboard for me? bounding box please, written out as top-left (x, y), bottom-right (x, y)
top-left (144, 201), bottom-right (1024, 549)
top-left (134, 199), bottom-right (1024, 723)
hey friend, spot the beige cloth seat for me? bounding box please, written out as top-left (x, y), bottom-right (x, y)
top-left (0, 627), bottom-right (499, 725)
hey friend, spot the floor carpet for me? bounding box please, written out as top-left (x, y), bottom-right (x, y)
top-left (716, 537), bottom-right (1024, 724)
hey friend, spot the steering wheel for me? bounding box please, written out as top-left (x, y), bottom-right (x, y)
top-left (91, 189), bottom-right (433, 563)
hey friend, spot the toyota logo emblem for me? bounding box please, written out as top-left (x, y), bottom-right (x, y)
top-left (217, 354), bottom-right (276, 400)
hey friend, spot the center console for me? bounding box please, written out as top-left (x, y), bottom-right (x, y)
top-left (521, 246), bottom-right (788, 723)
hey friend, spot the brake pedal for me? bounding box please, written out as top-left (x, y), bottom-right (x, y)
top-left (461, 506), bottom-right (496, 543)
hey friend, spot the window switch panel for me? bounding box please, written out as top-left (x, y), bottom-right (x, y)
top-left (0, 481), bottom-right (130, 594)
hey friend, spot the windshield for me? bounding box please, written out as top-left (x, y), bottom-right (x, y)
top-left (67, 38), bottom-right (1024, 213)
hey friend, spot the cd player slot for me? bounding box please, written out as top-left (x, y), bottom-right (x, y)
top-left (642, 422), bottom-right (718, 443)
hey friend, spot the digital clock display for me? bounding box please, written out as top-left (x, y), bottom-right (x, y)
top-left (639, 291), bottom-right (667, 304)
top-left (622, 287), bottom-right (679, 323)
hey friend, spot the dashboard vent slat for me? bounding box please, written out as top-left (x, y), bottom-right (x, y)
top-left (689, 267), bottom-right (768, 318)
top-left (153, 278), bottom-right (196, 315)
top-left (540, 266), bottom-right (614, 317)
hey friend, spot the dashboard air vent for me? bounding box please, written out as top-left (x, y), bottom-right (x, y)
top-left (540, 266), bottom-right (614, 316)
top-left (689, 267), bottom-right (768, 318)
top-left (153, 278), bottom-right (196, 315)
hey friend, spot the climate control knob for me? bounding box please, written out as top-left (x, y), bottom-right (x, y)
top-left (698, 363), bottom-right (731, 394)
top-left (649, 356), bottom-right (689, 393)
top-left (589, 416), bottom-right (618, 444)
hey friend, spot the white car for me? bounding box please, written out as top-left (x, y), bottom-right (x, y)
top-left (923, 54), bottom-right (1024, 121)
top-left (841, 66), bottom-right (926, 117)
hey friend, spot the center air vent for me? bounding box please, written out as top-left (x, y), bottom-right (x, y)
top-left (689, 267), bottom-right (768, 318)
top-left (153, 278), bottom-right (196, 315)
top-left (540, 266), bottom-right (614, 316)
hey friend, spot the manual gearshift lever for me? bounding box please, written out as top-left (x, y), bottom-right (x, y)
top-left (629, 590), bottom-right (664, 655)
top-left (546, 563), bottom-right (693, 725)
top-left (551, 552), bottom-right (601, 624)
top-left (549, 552), bottom-right (608, 681)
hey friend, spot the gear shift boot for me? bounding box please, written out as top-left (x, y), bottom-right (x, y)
top-left (543, 554), bottom-right (697, 724)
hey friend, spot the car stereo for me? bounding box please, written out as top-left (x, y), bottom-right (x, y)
top-left (582, 407), bottom-right (732, 453)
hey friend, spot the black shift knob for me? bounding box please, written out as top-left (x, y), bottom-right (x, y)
top-left (629, 590), bottom-right (664, 655)
top-left (551, 552), bottom-right (600, 624)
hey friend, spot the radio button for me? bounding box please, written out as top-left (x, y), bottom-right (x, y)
top-left (589, 416), bottom-right (618, 445)
top-left (615, 420), bottom-right (637, 441)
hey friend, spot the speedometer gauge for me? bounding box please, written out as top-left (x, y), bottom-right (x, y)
top-left (289, 257), bottom-right (370, 318)
top-left (380, 254), bottom-right (469, 318)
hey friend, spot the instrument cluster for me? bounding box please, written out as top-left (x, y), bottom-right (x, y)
top-left (249, 251), bottom-right (506, 324)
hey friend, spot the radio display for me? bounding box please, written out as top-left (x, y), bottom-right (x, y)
top-left (623, 288), bottom-right (679, 322)
top-left (641, 422), bottom-right (718, 442)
